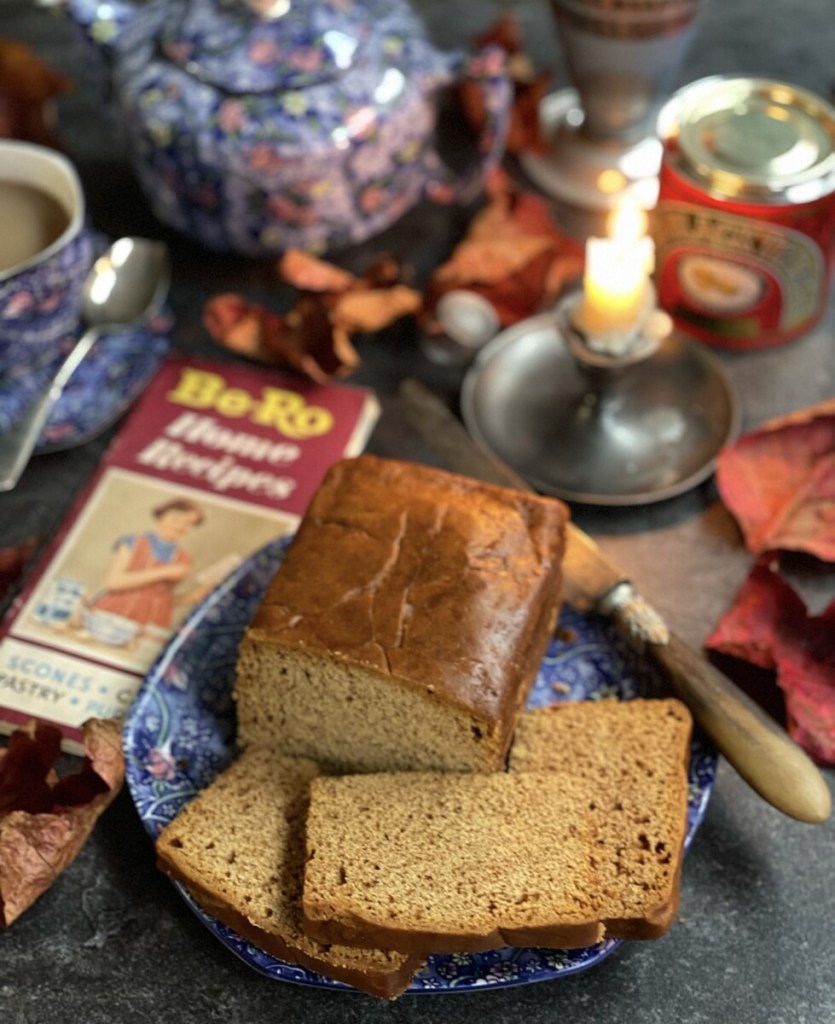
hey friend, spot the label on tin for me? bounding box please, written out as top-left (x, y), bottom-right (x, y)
top-left (654, 200), bottom-right (826, 347)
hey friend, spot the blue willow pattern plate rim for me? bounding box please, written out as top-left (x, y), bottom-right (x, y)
top-left (123, 537), bottom-right (717, 994)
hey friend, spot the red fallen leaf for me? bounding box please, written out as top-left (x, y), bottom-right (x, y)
top-left (473, 11), bottom-right (523, 53)
top-left (716, 398), bottom-right (835, 561)
top-left (0, 721), bottom-right (62, 815)
top-left (705, 556), bottom-right (835, 765)
top-left (0, 718), bottom-right (125, 926)
top-left (0, 533), bottom-right (40, 604)
top-left (703, 556), bottom-right (804, 671)
top-left (202, 292), bottom-right (275, 362)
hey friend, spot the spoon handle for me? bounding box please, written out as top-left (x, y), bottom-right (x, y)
top-left (0, 327), bottom-right (101, 492)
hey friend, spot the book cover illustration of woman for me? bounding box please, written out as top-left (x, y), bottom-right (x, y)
top-left (88, 497), bottom-right (214, 631)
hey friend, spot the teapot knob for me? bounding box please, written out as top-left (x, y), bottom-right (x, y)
top-left (243, 0), bottom-right (291, 18)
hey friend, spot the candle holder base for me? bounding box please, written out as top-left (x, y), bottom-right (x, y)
top-left (460, 310), bottom-right (740, 506)
top-left (519, 89), bottom-right (662, 216)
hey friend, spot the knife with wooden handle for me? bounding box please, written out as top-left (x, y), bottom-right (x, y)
top-left (399, 377), bottom-right (832, 824)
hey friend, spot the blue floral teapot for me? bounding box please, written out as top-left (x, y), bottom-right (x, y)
top-left (64, 0), bottom-right (511, 255)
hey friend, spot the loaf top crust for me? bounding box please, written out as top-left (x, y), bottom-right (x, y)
top-left (247, 455), bottom-right (569, 724)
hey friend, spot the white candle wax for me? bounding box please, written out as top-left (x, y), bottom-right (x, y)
top-left (577, 202), bottom-right (655, 337)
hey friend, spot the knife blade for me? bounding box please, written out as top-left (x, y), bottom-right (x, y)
top-left (399, 377), bottom-right (831, 825)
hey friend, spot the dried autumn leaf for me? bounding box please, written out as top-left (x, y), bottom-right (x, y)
top-left (0, 39), bottom-right (73, 147)
top-left (705, 556), bottom-right (835, 765)
top-left (279, 293), bottom-right (360, 382)
top-left (424, 168), bottom-right (583, 326)
top-left (0, 718), bottom-right (125, 926)
top-left (779, 607), bottom-right (835, 766)
top-left (704, 556), bottom-right (806, 671)
top-left (205, 252), bottom-right (419, 382)
top-left (278, 249), bottom-right (356, 294)
top-left (473, 11), bottom-right (523, 53)
top-left (716, 398), bottom-right (835, 561)
top-left (203, 292), bottom-right (357, 384)
top-left (202, 292), bottom-right (279, 362)
top-left (432, 233), bottom-right (553, 287)
top-left (459, 12), bottom-right (551, 156)
top-left (0, 533), bottom-right (41, 607)
top-left (332, 286), bottom-right (422, 335)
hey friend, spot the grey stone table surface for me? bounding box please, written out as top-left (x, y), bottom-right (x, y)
top-left (0, 2), bottom-right (833, 1023)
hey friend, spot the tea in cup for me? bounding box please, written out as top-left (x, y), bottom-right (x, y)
top-left (0, 140), bottom-right (94, 375)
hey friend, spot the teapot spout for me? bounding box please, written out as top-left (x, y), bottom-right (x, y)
top-left (418, 47), bottom-right (458, 93)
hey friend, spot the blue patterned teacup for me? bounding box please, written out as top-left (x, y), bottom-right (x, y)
top-left (0, 140), bottom-right (95, 376)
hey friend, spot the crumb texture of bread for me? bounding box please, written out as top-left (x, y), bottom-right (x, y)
top-left (301, 699), bottom-right (693, 954)
top-left (302, 770), bottom-right (605, 954)
top-left (509, 698), bottom-right (693, 939)
top-left (235, 455), bottom-right (568, 773)
top-left (155, 748), bottom-right (421, 999)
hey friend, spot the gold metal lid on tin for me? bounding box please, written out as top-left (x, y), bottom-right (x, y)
top-left (659, 76), bottom-right (835, 202)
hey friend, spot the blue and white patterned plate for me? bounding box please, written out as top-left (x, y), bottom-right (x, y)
top-left (123, 537), bottom-right (717, 993)
top-left (0, 311), bottom-right (172, 453)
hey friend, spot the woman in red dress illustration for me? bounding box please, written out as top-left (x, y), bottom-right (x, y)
top-left (89, 498), bottom-right (210, 629)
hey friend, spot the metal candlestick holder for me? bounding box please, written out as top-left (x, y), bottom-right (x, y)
top-left (461, 288), bottom-right (740, 506)
top-left (521, 0), bottom-right (705, 217)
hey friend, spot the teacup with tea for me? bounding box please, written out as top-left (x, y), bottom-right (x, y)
top-left (0, 139), bottom-right (94, 375)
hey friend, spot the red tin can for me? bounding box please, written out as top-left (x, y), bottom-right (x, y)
top-left (653, 76), bottom-right (835, 349)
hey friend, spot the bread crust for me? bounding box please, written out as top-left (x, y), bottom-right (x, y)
top-left (237, 455), bottom-right (569, 771)
top-left (154, 749), bottom-right (423, 1000)
top-left (301, 906), bottom-right (605, 955)
top-left (156, 856), bottom-right (422, 999)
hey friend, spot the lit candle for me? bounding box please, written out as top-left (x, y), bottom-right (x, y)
top-left (576, 200), bottom-right (655, 338)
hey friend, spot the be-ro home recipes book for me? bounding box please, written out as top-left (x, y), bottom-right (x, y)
top-left (0, 355), bottom-right (380, 752)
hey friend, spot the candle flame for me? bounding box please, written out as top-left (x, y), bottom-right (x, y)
top-left (608, 200), bottom-right (647, 245)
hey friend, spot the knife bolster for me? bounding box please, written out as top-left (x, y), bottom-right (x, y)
top-left (599, 582), bottom-right (670, 646)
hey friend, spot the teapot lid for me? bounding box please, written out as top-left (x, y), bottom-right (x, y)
top-left (159, 0), bottom-right (372, 93)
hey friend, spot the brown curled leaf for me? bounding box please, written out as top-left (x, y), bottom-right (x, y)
top-left (331, 285), bottom-right (422, 336)
top-left (457, 12), bottom-right (551, 155)
top-left (202, 292), bottom-right (283, 362)
top-left (424, 167), bottom-right (583, 327)
top-left (277, 293), bottom-right (361, 383)
top-left (0, 39), bottom-right (73, 147)
top-left (0, 718), bottom-right (125, 926)
top-left (278, 249), bottom-right (357, 293)
top-left (203, 292), bottom-right (357, 384)
top-left (205, 252), bottom-right (419, 382)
